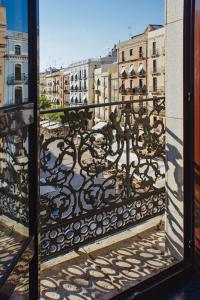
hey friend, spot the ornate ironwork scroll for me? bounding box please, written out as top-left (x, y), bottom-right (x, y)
top-left (40, 98), bottom-right (166, 260)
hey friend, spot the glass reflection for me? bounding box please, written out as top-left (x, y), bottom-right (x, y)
top-left (0, 0), bottom-right (29, 287)
top-left (0, 0), bottom-right (28, 107)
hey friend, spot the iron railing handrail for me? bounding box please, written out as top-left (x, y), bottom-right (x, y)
top-left (40, 97), bottom-right (165, 115)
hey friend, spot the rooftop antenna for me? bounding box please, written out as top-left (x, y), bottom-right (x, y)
top-left (128, 26), bottom-right (132, 39)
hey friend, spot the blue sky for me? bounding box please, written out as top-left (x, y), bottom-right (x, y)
top-left (2, 0), bottom-right (28, 32)
top-left (39, 0), bottom-right (164, 70)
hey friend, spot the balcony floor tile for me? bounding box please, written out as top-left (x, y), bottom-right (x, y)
top-left (40, 226), bottom-right (177, 300)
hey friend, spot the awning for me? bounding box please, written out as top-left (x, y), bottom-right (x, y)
top-left (40, 120), bottom-right (50, 125)
top-left (42, 121), bottom-right (57, 128)
top-left (137, 64), bottom-right (145, 74)
top-left (92, 121), bottom-right (107, 130)
top-left (120, 67), bottom-right (127, 76)
top-left (46, 124), bottom-right (62, 130)
top-left (129, 65), bottom-right (136, 77)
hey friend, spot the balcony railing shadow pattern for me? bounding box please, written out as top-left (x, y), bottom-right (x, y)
top-left (40, 98), bottom-right (165, 260)
top-left (40, 227), bottom-right (176, 300)
top-left (0, 223), bottom-right (25, 281)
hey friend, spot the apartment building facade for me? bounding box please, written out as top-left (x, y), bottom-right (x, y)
top-left (4, 30), bottom-right (28, 105)
top-left (45, 69), bottom-right (61, 104)
top-left (40, 68), bottom-right (70, 106)
top-left (0, 3), bottom-right (6, 107)
top-left (62, 69), bottom-right (70, 105)
top-left (94, 63), bottom-right (118, 121)
top-left (68, 59), bottom-right (99, 106)
top-left (118, 25), bottom-right (163, 103)
top-left (68, 49), bottom-right (117, 106)
top-left (147, 27), bottom-right (165, 98)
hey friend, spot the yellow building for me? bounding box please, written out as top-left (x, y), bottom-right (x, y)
top-left (147, 27), bottom-right (165, 98)
top-left (94, 63), bottom-right (118, 122)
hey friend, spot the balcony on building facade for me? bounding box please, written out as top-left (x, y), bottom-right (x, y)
top-left (138, 52), bottom-right (146, 60)
top-left (64, 89), bottom-right (70, 94)
top-left (95, 89), bottom-right (101, 95)
top-left (138, 70), bottom-right (146, 78)
top-left (119, 86), bottom-right (127, 94)
top-left (151, 48), bottom-right (160, 57)
top-left (126, 87), bottom-right (136, 95)
top-left (7, 73), bottom-right (28, 85)
top-left (135, 86), bottom-right (147, 94)
top-left (149, 86), bottom-right (165, 94)
top-left (119, 72), bottom-right (127, 79)
top-left (151, 67), bottom-right (163, 75)
top-left (129, 72), bottom-right (137, 79)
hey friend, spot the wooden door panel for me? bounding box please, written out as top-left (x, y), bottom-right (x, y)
top-left (194, 0), bottom-right (200, 268)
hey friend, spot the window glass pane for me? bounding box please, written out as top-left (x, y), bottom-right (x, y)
top-left (0, 0), bottom-right (31, 294)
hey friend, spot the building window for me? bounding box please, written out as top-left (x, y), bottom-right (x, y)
top-left (84, 81), bottom-right (87, 90)
top-left (153, 77), bottom-right (157, 91)
top-left (152, 41), bottom-right (156, 55)
top-left (130, 49), bottom-right (133, 56)
top-left (122, 96), bottom-right (125, 101)
top-left (139, 46), bottom-right (143, 58)
top-left (122, 51), bottom-right (125, 62)
top-left (153, 60), bottom-right (157, 73)
top-left (15, 64), bottom-right (22, 81)
top-left (139, 79), bottom-right (143, 88)
top-left (15, 45), bottom-right (21, 56)
top-left (130, 80), bottom-right (133, 89)
top-left (15, 87), bottom-right (22, 104)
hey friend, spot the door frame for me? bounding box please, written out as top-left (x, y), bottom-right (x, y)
top-left (0, 0), bottom-right (39, 299)
top-left (111, 0), bottom-right (196, 298)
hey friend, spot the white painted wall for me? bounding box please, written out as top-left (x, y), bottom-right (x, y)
top-left (165, 0), bottom-right (184, 260)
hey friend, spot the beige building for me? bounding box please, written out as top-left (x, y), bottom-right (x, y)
top-left (147, 27), bottom-right (165, 98)
top-left (110, 67), bottom-right (119, 102)
top-left (0, 3), bottom-right (6, 107)
top-left (94, 63), bottom-right (118, 121)
top-left (118, 25), bottom-right (163, 104)
top-left (40, 68), bottom-right (70, 106)
top-left (62, 69), bottom-right (70, 105)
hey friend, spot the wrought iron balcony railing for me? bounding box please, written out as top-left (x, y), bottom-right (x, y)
top-left (7, 73), bottom-right (28, 85)
top-left (40, 97), bottom-right (165, 261)
top-left (119, 86), bottom-right (147, 95)
top-left (151, 48), bottom-right (160, 57)
top-left (149, 86), bottom-right (165, 93)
